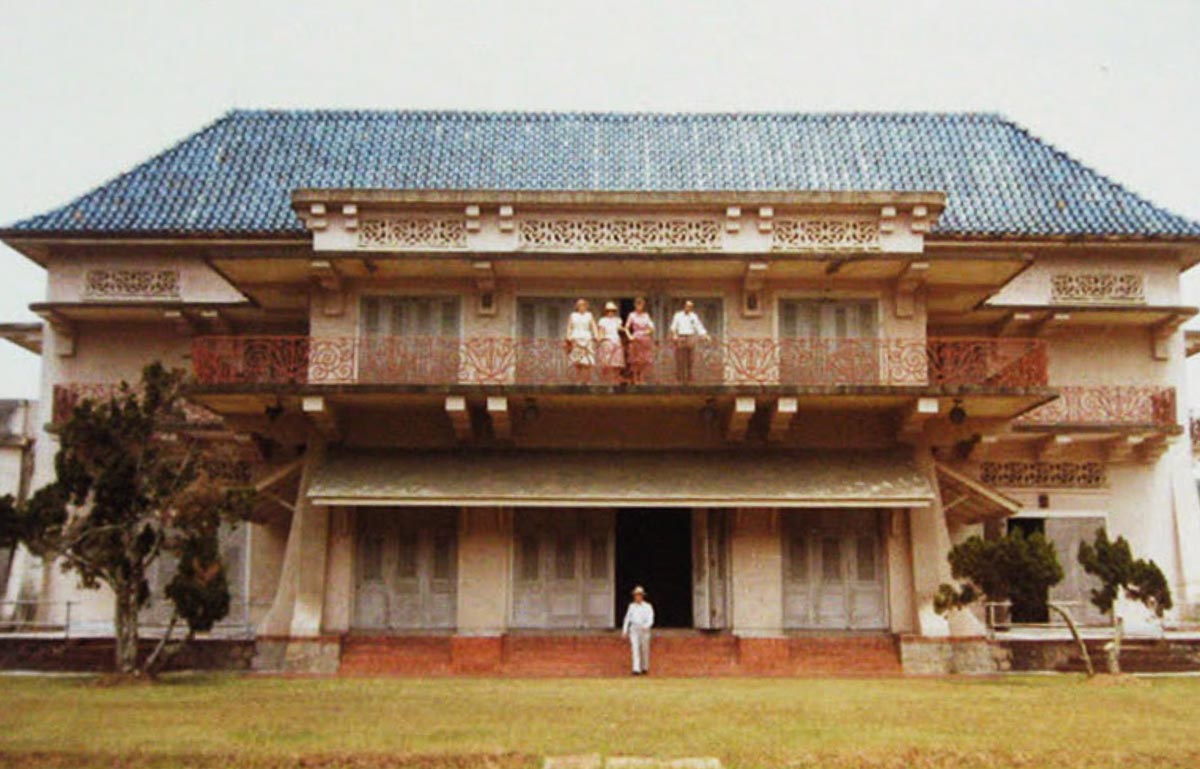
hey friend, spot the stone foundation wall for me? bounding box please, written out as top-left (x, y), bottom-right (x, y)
top-left (899, 636), bottom-right (1010, 675)
top-left (0, 637), bottom-right (256, 672)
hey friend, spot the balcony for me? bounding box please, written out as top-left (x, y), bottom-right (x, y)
top-left (1014, 386), bottom-right (1178, 430)
top-left (189, 336), bottom-right (1048, 391)
top-left (51, 383), bottom-right (224, 429)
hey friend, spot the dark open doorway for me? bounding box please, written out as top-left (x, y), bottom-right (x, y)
top-left (615, 508), bottom-right (693, 628)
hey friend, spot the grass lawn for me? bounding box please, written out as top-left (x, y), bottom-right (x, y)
top-left (0, 674), bottom-right (1198, 769)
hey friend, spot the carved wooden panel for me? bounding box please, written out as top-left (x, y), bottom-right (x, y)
top-left (979, 461), bottom-right (1107, 489)
top-left (1050, 273), bottom-right (1145, 304)
top-left (518, 218), bottom-right (723, 251)
top-left (84, 269), bottom-right (180, 300)
top-left (357, 217), bottom-right (468, 249)
top-left (772, 218), bottom-right (880, 252)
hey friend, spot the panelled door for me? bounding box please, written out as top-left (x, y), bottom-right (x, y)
top-left (513, 509), bottom-right (614, 629)
top-left (354, 508), bottom-right (457, 630)
top-left (1045, 516), bottom-right (1108, 625)
top-left (692, 509), bottom-right (730, 629)
top-left (359, 296), bottom-right (461, 383)
top-left (783, 509), bottom-right (887, 630)
top-left (778, 299), bottom-right (878, 385)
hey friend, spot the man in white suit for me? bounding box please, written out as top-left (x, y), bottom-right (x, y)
top-left (622, 585), bottom-right (655, 675)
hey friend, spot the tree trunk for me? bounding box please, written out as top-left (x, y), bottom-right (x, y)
top-left (1105, 615), bottom-right (1124, 675)
top-left (113, 581), bottom-right (141, 676)
top-left (1048, 602), bottom-right (1094, 678)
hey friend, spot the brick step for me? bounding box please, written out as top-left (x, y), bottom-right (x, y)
top-left (339, 633), bottom-right (900, 676)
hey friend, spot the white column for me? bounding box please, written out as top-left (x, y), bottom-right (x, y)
top-left (456, 507), bottom-right (511, 636)
top-left (729, 507), bottom-right (783, 637)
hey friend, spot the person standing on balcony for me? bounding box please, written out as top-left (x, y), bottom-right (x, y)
top-left (597, 301), bottom-right (627, 382)
top-left (622, 585), bottom-right (654, 675)
top-left (566, 298), bottom-right (599, 383)
top-left (624, 296), bottom-right (656, 384)
top-left (670, 300), bottom-right (708, 384)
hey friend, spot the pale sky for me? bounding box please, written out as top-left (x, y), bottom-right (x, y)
top-left (0, 0), bottom-right (1197, 400)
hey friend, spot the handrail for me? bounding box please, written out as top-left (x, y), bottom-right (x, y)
top-left (0, 600), bottom-right (75, 638)
top-left (189, 335), bottom-right (1050, 389)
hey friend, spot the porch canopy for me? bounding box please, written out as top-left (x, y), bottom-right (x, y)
top-left (935, 462), bottom-right (1022, 524)
top-left (307, 449), bottom-right (936, 508)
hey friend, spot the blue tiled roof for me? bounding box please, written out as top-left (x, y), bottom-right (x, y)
top-left (7, 110), bottom-right (1200, 238)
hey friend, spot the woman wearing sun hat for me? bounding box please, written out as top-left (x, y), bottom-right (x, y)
top-left (621, 585), bottom-right (654, 675)
top-left (597, 301), bottom-right (627, 381)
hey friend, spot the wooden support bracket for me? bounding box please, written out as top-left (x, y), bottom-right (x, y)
top-left (726, 397), bottom-right (756, 442)
top-left (487, 396), bottom-right (510, 442)
top-left (445, 396), bottom-right (472, 444)
top-left (768, 397), bottom-right (797, 443)
top-left (302, 396), bottom-right (342, 442)
top-left (310, 259), bottom-right (345, 317)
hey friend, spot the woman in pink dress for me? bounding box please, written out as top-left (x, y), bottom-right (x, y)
top-left (624, 296), bottom-right (656, 384)
top-left (597, 301), bottom-right (627, 381)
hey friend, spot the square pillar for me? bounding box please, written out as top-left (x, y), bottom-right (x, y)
top-left (455, 507), bottom-right (511, 637)
top-left (729, 507), bottom-right (783, 638)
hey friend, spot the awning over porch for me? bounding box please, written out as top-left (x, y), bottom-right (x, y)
top-left (935, 462), bottom-right (1022, 524)
top-left (306, 449), bottom-right (936, 508)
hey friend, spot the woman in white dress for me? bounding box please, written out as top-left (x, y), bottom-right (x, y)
top-left (597, 301), bottom-right (627, 381)
top-left (565, 298), bottom-right (599, 382)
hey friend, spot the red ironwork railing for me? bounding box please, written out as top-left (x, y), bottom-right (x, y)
top-left (1016, 386), bottom-right (1177, 427)
top-left (51, 383), bottom-right (223, 428)
top-left (190, 335), bottom-right (1048, 389)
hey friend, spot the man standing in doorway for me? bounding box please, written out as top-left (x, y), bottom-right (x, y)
top-left (669, 300), bottom-right (708, 384)
top-left (622, 585), bottom-right (654, 675)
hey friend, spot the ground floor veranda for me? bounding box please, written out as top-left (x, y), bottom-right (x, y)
top-left (237, 445), bottom-right (1010, 674)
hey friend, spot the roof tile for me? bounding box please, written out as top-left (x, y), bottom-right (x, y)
top-left (7, 110), bottom-right (1199, 238)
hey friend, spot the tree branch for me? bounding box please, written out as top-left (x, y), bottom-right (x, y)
top-left (1049, 602), bottom-right (1094, 678)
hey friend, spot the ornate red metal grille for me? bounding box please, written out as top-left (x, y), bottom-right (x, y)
top-left (51, 383), bottom-right (223, 428)
top-left (1015, 386), bottom-right (1177, 427)
top-left (190, 335), bottom-right (1048, 389)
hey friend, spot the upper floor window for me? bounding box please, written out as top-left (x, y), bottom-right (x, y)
top-left (361, 296), bottom-right (461, 338)
top-left (358, 297), bottom-right (461, 384)
top-left (779, 299), bottom-right (876, 339)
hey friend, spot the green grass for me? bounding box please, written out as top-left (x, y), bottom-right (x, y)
top-left (0, 674), bottom-right (1198, 768)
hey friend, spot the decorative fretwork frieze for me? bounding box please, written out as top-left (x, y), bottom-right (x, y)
top-left (518, 218), bottom-right (723, 251)
top-left (771, 218), bottom-right (880, 252)
top-left (1050, 272), bottom-right (1145, 305)
top-left (83, 269), bottom-right (180, 300)
top-left (357, 217), bottom-right (468, 250)
top-left (979, 461), bottom-right (1107, 489)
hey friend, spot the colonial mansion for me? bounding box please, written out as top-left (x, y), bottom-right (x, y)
top-left (1, 111), bottom-right (1198, 674)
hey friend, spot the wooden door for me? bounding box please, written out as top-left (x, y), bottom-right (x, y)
top-left (512, 509), bottom-right (614, 629)
top-left (779, 300), bottom-right (879, 385)
top-left (1045, 516), bottom-right (1107, 625)
top-left (353, 508), bottom-right (457, 630)
top-left (783, 509), bottom-right (887, 630)
top-left (692, 509), bottom-right (730, 629)
top-left (359, 296), bottom-right (460, 383)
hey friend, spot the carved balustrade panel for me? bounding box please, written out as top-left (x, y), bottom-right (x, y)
top-left (1017, 386), bottom-right (1177, 426)
top-left (83, 269), bottom-right (181, 300)
top-left (980, 460), bottom-right (1107, 489)
top-left (1050, 272), bottom-right (1145, 305)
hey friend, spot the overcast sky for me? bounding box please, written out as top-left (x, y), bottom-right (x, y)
top-left (0, 0), bottom-right (1198, 400)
